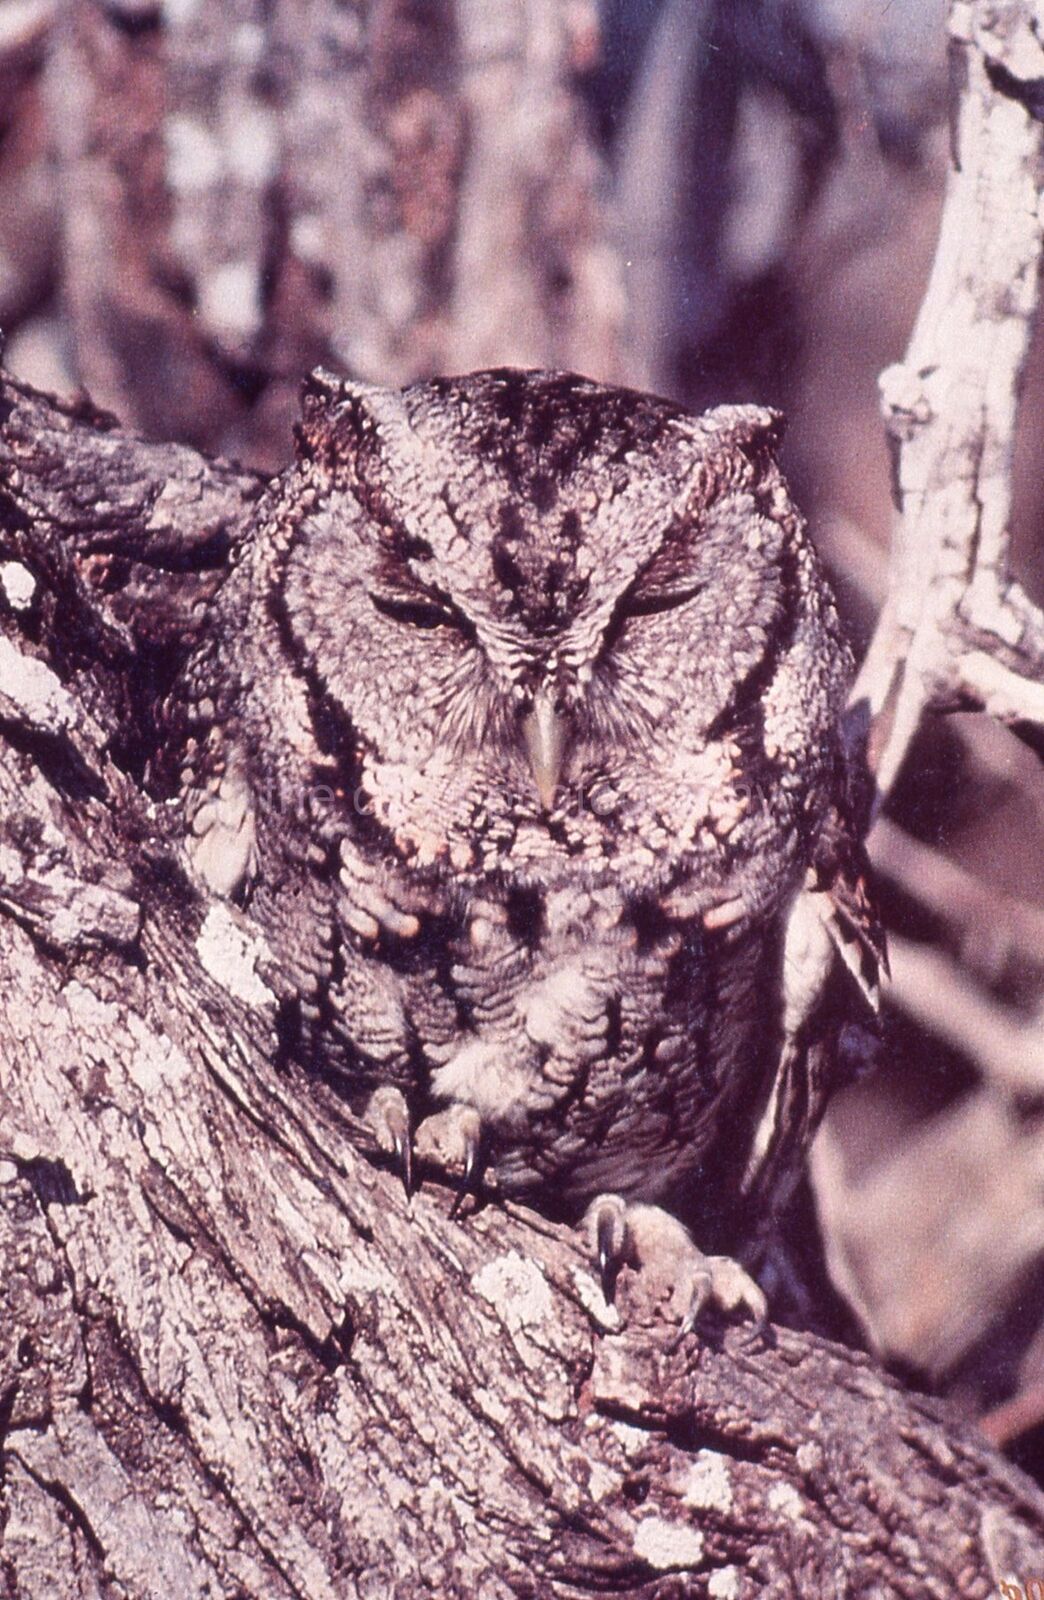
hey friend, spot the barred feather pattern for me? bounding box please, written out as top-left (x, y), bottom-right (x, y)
top-left (165, 368), bottom-right (879, 1245)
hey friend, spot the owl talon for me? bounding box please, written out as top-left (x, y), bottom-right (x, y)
top-left (592, 1193), bottom-right (628, 1303)
top-left (450, 1120), bottom-right (485, 1219)
top-left (414, 1104), bottom-right (484, 1214)
top-left (364, 1085), bottom-right (413, 1198)
top-left (584, 1195), bottom-right (768, 1344)
top-left (395, 1125), bottom-right (413, 1198)
top-left (684, 1255), bottom-right (769, 1343)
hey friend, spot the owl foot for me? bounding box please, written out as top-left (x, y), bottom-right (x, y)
top-left (585, 1194), bottom-right (768, 1347)
top-left (364, 1092), bottom-right (487, 1212)
top-left (364, 1085), bottom-right (413, 1197)
top-left (414, 1105), bottom-right (484, 1218)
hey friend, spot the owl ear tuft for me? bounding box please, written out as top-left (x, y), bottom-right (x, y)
top-left (300, 366), bottom-right (348, 408)
top-left (295, 369), bottom-right (418, 482)
top-left (699, 404), bottom-right (786, 463)
top-left (294, 369), bottom-right (385, 466)
top-left (295, 368), bottom-right (353, 470)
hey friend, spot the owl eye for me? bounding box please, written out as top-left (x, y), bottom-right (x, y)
top-left (599, 577), bottom-right (705, 659)
top-left (369, 591), bottom-right (458, 630)
top-left (625, 580), bottom-right (706, 619)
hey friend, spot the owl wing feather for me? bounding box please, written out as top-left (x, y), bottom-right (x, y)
top-left (811, 801), bottom-right (887, 1012)
top-left (740, 801), bottom-right (884, 1221)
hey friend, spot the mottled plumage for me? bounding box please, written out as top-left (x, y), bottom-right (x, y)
top-left (168, 367), bottom-right (879, 1313)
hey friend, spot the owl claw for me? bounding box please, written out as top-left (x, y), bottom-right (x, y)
top-left (364, 1085), bottom-right (413, 1197)
top-left (413, 1104), bottom-right (484, 1216)
top-left (593, 1193), bottom-right (628, 1302)
top-left (449, 1116), bottom-right (484, 1219)
top-left (669, 1257), bottom-right (768, 1351)
top-left (584, 1195), bottom-right (768, 1345)
top-left (394, 1125), bottom-right (413, 1199)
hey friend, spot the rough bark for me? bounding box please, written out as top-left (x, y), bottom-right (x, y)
top-left (2, 366), bottom-right (1044, 1599)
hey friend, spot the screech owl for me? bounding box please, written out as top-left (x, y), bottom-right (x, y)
top-left (168, 367), bottom-right (881, 1330)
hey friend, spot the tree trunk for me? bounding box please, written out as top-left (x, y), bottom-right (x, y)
top-left (2, 366), bottom-right (1044, 1600)
top-left (48, 0), bottom-right (622, 469)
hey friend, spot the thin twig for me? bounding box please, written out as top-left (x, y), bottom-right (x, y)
top-left (886, 933), bottom-right (1044, 1097)
top-left (871, 814), bottom-right (1044, 978)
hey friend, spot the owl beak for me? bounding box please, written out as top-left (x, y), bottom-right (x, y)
top-left (522, 695), bottom-right (568, 810)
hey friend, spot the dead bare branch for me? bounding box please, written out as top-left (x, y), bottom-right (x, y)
top-left (854, 0), bottom-right (1044, 797)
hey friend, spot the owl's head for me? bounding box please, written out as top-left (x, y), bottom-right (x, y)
top-left (278, 369), bottom-right (850, 899)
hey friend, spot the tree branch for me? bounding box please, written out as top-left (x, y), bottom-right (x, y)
top-left (854, 0), bottom-right (1044, 797)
